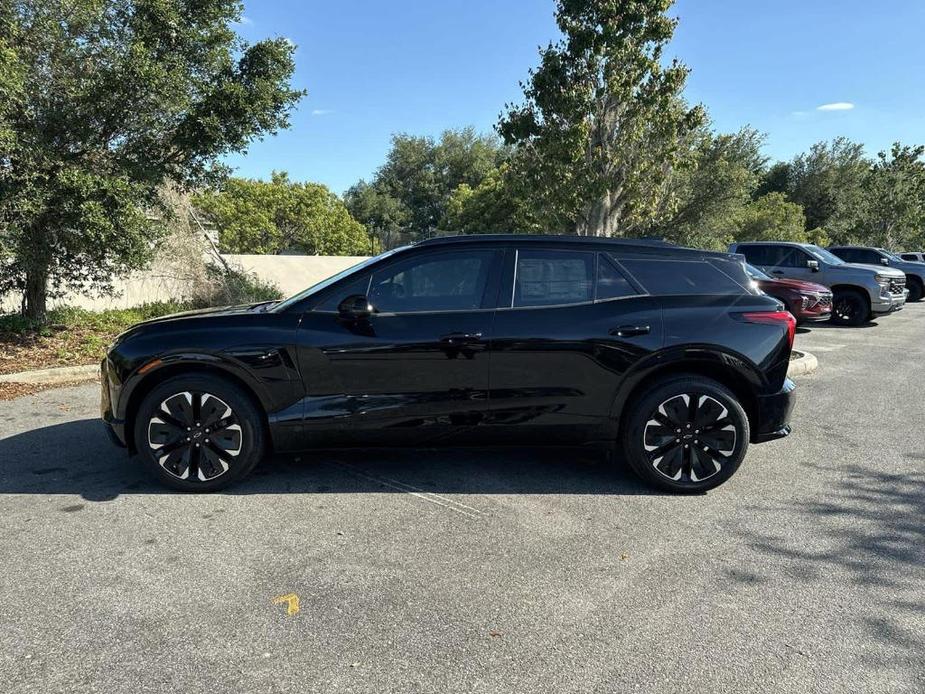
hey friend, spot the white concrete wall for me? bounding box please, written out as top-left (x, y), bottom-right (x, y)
top-left (0, 254), bottom-right (371, 313)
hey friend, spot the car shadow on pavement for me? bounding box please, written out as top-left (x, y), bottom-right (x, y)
top-left (0, 418), bottom-right (660, 500)
top-left (728, 461), bottom-right (925, 683)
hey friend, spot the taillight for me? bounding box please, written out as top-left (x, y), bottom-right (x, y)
top-left (735, 310), bottom-right (796, 348)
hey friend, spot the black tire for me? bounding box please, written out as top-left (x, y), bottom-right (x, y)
top-left (133, 374), bottom-right (266, 492)
top-left (907, 278), bottom-right (923, 303)
top-left (621, 376), bottom-right (750, 493)
top-left (831, 288), bottom-right (869, 326)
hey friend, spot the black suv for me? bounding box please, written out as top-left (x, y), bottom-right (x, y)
top-left (101, 235), bottom-right (796, 493)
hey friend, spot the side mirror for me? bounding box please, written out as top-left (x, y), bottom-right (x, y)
top-left (807, 259), bottom-right (820, 272)
top-left (880, 257), bottom-right (890, 266)
top-left (337, 294), bottom-right (375, 321)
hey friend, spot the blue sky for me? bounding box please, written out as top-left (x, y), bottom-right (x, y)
top-left (226, 0), bottom-right (925, 194)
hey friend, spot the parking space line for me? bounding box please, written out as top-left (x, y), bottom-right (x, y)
top-left (325, 461), bottom-right (483, 519)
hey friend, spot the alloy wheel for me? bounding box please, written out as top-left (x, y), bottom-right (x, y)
top-left (643, 393), bottom-right (737, 483)
top-left (146, 391), bottom-right (242, 481)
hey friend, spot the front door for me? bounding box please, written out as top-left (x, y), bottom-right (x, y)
top-left (295, 248), bottom-right (501, 446)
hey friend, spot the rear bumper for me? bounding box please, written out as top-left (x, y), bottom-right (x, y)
top-left (752, 378), bottom-right (796, 444)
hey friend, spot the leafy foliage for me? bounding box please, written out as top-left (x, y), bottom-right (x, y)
top-left (189, 264), bottom-right (283, 308)
top-left (345, 127), bottom-right (504, 242)
top-left (0, 0), bottom-right (304, 320)
top-left (443, 163), bottom-right (547, 234)
top-left (732, 193), bottom-right (808, 243)
top-left (861, 144), bottom-right (925, 250)
top-left (195, 172), bottom-right (375, 255)
top-left (498, 0), bottom-right (705, 236)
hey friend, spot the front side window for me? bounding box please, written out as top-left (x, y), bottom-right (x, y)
top-left (777, 247), bottom-right (812, 268)
top-left (514, 249), bottom-right (594, 307)
top-left (369, 250), bottom-right (496, 313)
top-left (619, 258), bottom-right (748, 296)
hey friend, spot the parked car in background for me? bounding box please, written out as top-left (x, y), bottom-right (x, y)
top-left (744, 263), bottom-right (832, 324)
top-left (729, 241), bottom-right (907, 326)
top-left (827, 246), bottom-right (925, 302)
top-left (102, 235), bottom-right (797, 494)
top-left (898, 251), bottom-right (925, 262)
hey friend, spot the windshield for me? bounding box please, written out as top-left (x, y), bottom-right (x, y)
top-left (744, 263), bottom-right (772, 281)
top-left (271, 246), bottom-right (408, 313)
top-left (804, 245), bottom-right (845, 265)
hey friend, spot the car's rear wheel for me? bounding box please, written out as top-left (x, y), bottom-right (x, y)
top-left (831, 289), bottom-right (868, 326)
top-left (133, 374), bottom-right (265, 492)
top-left (621, 376), bottom-right (750, 493)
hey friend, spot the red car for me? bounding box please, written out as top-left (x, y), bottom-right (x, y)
top-left (745, 263), bottom-right (833, 324)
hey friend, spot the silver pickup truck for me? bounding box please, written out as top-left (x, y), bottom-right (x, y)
top-left (729, 241), bottom-right (908, 326)
top-left (828, 246), bottom-right (925, 303)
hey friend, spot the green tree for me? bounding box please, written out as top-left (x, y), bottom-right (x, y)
top-left (0, 0), bottom-right (303, 320)
top-left (861, 143), bottom-right (925, 250)
top-left (659, 126), bottom-right (766, 249)
top-left (732, 192), bottom-right (808, 243)
top-left (442, 163), bottom-right (547, 234)
top-left (498, 0), bottom-right (705, 236)
top-left (347, 127), bottom-right (504, 240)
top-left (765, 138), bottom-right (869, 243)
top-left (195, 172), bottom-right (375, 255)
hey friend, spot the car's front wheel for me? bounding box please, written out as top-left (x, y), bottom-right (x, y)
top-left (621, 376), bottom-right (750, 493)
top-left (133, 374), bottom-right (265, 492)
top-left (831, 289), bottom-right (869, 326)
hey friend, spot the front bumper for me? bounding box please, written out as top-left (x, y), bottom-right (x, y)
top-left (871, 289), bottom-right (908, 316)
top-left (752, 378), bottom-right (796, 444)
top-left (100, 357), bottom-right (128, 447)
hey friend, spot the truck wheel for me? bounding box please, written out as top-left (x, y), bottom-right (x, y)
top-left (831, 289), bottom-right (868, 326)
top-left (621, 376), bottom-right (749, 493)
top-left (133, 374), bottom-right (266, 492)
top-left (907, 278), bottom-right (923, 302)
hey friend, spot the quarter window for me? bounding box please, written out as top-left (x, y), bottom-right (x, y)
top-left (596, 254), bottom-right (637, 300)
top-left (619, 258), bottom-right (747, 296)
top-left (368, 250), bottom-right (495, 313)
top-left (513, 250), bottom-right (594, 307)
top-left (315, 275), bottom-right (372, 311)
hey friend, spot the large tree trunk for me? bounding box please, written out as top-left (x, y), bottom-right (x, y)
top-left (22, 269), bottom-right (48, 323)
top-left (578, 190), bottom-right (622, 237)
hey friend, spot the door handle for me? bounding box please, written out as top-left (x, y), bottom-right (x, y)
top-left (771, 270), bottom-right (785, 275)
top-left (440, 332), bottom-right (483, 346)
top-left (610, 325), bottom-right (651, 338)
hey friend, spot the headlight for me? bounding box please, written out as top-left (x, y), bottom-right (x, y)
top-left (800, 296), bottom-right (810, 310)
top-left (875, 274), bottom-right (891, 285)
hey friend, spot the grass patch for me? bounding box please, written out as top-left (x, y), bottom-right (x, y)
top-left (0, 301), bottom-right (190, 375)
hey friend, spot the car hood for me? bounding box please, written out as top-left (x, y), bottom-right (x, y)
top-left (135, 301), bottom-right (279, 327)
top-left (759, 277), bottom-right (830, 293)
top-left (832, 263), bottom-right (905, 278)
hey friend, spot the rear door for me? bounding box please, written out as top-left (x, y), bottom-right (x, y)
top-left (485, 247), bottom-right (663, 443)
top-left (295, 247), bottom-right (502, 445)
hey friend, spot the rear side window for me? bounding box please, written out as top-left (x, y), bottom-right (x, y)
top-left (619, 258), bottom-right (747, 296)
top-left (514, 249), bottom-right (594, 307)
top-left (900, 253), bottom-right (920, 261)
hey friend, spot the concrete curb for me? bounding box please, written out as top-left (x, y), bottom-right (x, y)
top-left (787, 350), bottom-right (818, 377)
top-left (0, 364), bottom-right (100, 385)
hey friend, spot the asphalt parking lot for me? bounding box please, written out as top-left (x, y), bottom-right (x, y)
top-left (1, 305), bottom-right (923, 694)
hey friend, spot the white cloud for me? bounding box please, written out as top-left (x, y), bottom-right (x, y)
top-left (816, 102), bottom-right (855, 112)
top-left (234, 15), bottom-right (253, 26)
top-left (312, 109), bottom-right (334, 116)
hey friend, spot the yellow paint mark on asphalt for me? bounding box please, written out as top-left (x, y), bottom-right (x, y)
top-left (272, 593), bottom-right (300, 616)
